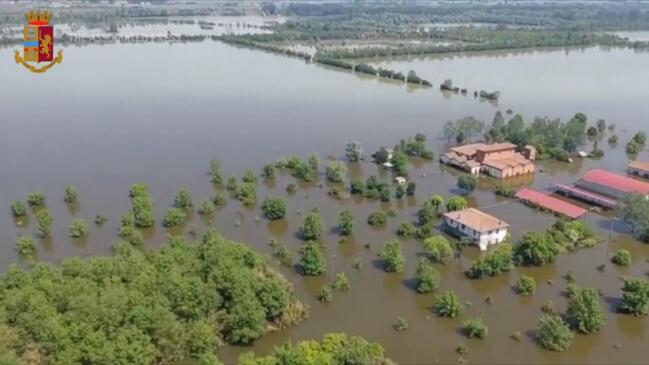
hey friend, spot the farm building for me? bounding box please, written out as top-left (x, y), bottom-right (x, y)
top-left (442, 208), bottom-right (509, 251)
top-left (440, 142), bottom-right (536, 178)
top-left (575, 169), bottom-right (649, 200)
top-left (628, 161), bottom-right (649, 179)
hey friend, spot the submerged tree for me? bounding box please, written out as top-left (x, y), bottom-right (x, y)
top-left (433, 291), bottom-right (464, 318)
top-left (536, 314), bottom-right (573, 352)
top-left (64, 185), bottom-right (78, 204)
top-left (299, 241), bottom-right (326, 276)
top-left (619, 276), bottom-right (649, 316)
top-left (300, 211), bottom-right (324, 241)
top-left (565, 285), bottom-right (604, 334)
top-left (414, 258), bottom-right (440, 293)
top-left (36, 209), bottom-right (53, 238)
top-left (338, 209), bottom-right (355, 236)
top-left (68, 218), bottom-right (89, 238)
top-left (261, 197), bottom-right (287, 220)
top-left (345, 140), bottom-right (364, 162)
top-left (378, 240), bottom-right (405, 273)
top-left (174, 188), bottom-right (194, 209)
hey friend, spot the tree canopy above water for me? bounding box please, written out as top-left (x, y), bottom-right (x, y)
top-left (0, 232), bottom-right (307, 364)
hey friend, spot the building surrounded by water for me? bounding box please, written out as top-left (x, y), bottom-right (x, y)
top-left (440, 142), bottom-right (536, 178)
top-left (628, 161), bottom-right (649, 179)
top-left (575, 169), bottom-right (649, 200)
top-left (442, 208), bottom-right (509, 250)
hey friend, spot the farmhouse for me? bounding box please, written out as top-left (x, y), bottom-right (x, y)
top-left (440, 142), bottom-right (536, 178)
top-left (628, 161), bottom-right (649, 179)
top-left (575, 169), bottom-right (649, 200)
top-left (442, 208), bottom-right (509, 251)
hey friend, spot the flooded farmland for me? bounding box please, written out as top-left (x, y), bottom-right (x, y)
top-left (2, 37), bottom-right (649, 364)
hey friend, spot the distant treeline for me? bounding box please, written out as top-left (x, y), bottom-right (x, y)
top-left (281, 2), bottom-right (649, 31)
top-left (315, 30), bottom-right (634, 59)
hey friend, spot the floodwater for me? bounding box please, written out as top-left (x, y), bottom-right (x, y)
top-left (1, 39), bottom-right (649, 365)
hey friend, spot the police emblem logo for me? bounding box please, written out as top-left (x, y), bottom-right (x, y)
top-left (14, 10), bottom-right (63, 73)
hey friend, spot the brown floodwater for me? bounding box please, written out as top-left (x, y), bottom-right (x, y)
top-left (1, 40), bottom-right (649, 364)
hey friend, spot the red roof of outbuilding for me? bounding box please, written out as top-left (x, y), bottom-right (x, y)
top-left (515, 188), bottom-right (587, 219)
top-left (580, 169), bottom-right (649, 195)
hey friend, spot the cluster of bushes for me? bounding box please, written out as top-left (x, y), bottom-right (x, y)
top-left (513, 220), bottom-right (597, 266)
top-left (626, 131), bottom-right (646, 155)
top-left (465, 244), bottom-right (513, 279)
top-left (238, 333), bottom-right (392, 365)
top-left (350, 175), bottom-right (394, 201)
top-left (275, 154), bottom-right (319, 183)
top-left (398, 133), bottom-right (434, 159)
top-left (0, 233), bottom-right (308, 364)
top-left (494, 183), bottom-right (516, 198)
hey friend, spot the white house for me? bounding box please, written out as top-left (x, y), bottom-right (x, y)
top-left (442, 208), bottom-right (509, 250)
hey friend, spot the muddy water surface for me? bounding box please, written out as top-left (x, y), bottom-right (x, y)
top-left (1, 41), bottom-right (649, 364)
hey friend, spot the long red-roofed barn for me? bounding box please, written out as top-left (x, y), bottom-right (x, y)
top-left (575, 169), bottom-right (649, 200)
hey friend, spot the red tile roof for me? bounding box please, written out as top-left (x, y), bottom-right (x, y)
top-left (580, 169), bottom-right (649, 195)
top-left (515, 188), bottom-right (588, 219)
top-left (443, 208), bottom-right (509, 232)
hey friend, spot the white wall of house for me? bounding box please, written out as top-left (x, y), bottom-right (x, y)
top-left (444, 217), bottom-right (508, 250)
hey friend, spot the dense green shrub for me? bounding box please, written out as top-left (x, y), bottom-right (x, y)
top-left (300, 212), bottom-right (324, 240)
top-left (15, 236), bottom-right (35, 257)
top-left (299, 241), bottom-right (326, 276)
top-left (332, 272), bottom-right (350, 291)
top-left (27, 192), bottom-right (45, 207)
top-left (423, 236), bottom-right (453, 264)
top-left (513, 232), bottom-right (561, 266)
top-left (619, 276), bottom-right (649, 316)
top-left (243, 169), bottom-right (258, 183)
top-left (446, 196), bottom-right (468, 211)
top-left (261, 197), bottom-right (287, 220)
top-left (211, 192), bottom-right (227, 208)
top-left (368, 211), bottom-right (388, 227)
top-left (537, 314), bottom-right (573, 352)
top-left (0, 233), bottom-right (308, 363)
top-left (345, 141), bottom-right (363, 162)
top-left (463, 317), bottom-right (488, 339)
top-left (517, 276), bottom-right (536, 296)
top-left (415, 224), bottom-right (434, 240)
top-left (318, 286), bottom-right (333, 302)
top-left (10, 201), bottom-right (27, 217)
top-left (131, 195), bottom-right (155, 228)
top-left (163, 208), bottom-right (186, 227)
top-left (417, 203), bottom-right (436, 225)
top-left (457, 175), bottom-right (477, 192)
top-left (68, 218), bottom-right (89, 238)
top-left (465, 244), bottom-right (513, 279)
top-left (198, 199), bottom-right (216, 215)
top-left (174, 188), bottom-right (194, 209)
top-left (262, 163), bottom-right (276, 179)
top-left (210, 159), bottom-right (224, 184)
top-left (415, 258), bottom-right (440, 293)
top-left (612, 249), bottom-right (632, 266)
top-left (565, 286), bottom-right (604, 334)
top-left (338, 209), bottom-right (355, 236)
top-left (236, 183), bottom-right (257, 206)
top-left (397, 221), bottom-right (417, 238)
top-left (238, 333), bottom-right (390, 365)
top-left (433, 291), bottom-right (464, 318)
top-left (379, 240), bottom-right (405, 273)
top-left (350, 179), bottom-right (365, 195)
top-left (64, 185), bottom-right (78, 203)
top-left (495, 184), bottom-right (516, 197)
top-left (325, 161), bottom-right (347, 183)
top-left (36, 209), bottom-right (53, 238)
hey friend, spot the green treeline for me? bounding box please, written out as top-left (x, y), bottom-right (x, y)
top-left (239, 333), bottom-right (394, 365)
top-left (0, 233), bottom-right (308, 364)
top-left (282, 2), bottom-right (649, 31)
top-left (315, 30), bottom-right (631, 59)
